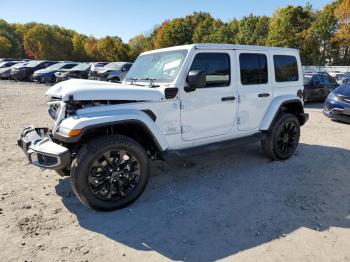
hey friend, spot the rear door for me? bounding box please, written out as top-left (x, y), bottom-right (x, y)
top-left (236, 51), bottom-right (272, 131)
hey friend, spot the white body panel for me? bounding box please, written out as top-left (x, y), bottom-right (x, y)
top-left (46, 44), bottom-right (304, 152)
top-left (46, 79), bottom-right (164, 102)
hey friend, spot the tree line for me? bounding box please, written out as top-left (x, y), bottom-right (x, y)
top-left (0, 0), bottom-right (349, 65)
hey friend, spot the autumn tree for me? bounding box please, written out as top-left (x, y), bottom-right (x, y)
top-left (267, 5), bottom-right (316, 63)
top-left (333, 0), bottom-right (350, 64)
top-left (192, 17), bottom-right (223, 43)
top-left (23, 24), bottom-right (73, 60)
top-left (154, 18), bottom-right (193, 48)
top-left (0, 19), bottom-right (23, 57)
top-left (0, 35), bottom-right (12, 57)
top-left (236, 15), bottom-right (270, 45)
top-left (128, 34), bottom-right (153, 61)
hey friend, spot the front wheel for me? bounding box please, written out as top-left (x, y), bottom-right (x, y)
top-left (261, 113), bottom-right (300, 160)
top-left (70, 135), bottom-right (150, 211)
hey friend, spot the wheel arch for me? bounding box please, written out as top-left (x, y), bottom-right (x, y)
top-left (79, 120), bottom-right (165, 158)
top-left (55, 110), bottom-right (169, 157)
top-left (260, 96), bottom-right (307, 131)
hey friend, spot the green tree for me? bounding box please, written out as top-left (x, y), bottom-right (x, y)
top-left (154, 18), bottom-right (193, 48)
top-left (333, 0), bottom-right (350, 64)
top-left (236, 15), bottom-right (270, 45)
top-left (192, 17), bottom-right (223, 43)
top-left (72, 33), bottom-right (88, 61)
top-left (97, 36), bottom-right (130, 61)
top-left (306, 1), bottom-right (339, 65)
top-left (128, 34), bottom-right (153, 61)
top-left (0, 35), bottom-right (12, 57)
top-left (0, 19), bottom-right (23, 57)
top-left (267, 5), bottom-right (316, 63)
top-left (23, 24), bottom-right (73, 60)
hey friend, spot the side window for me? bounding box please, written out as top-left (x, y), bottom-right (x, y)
top-left (322, 75), bottom-right (336, 84)
top-left (273, 55), bottom-right (299, 82)
top-left (239, 53), bottom-right (268, 85)
top-left (124, 64), bottom-right (132, 70)
top-left (63, 64), bottom-right (76, 69)
top-left (312, 75), bottom-right (322, 84)
top-left (190, 53), bottom-right (230, 87)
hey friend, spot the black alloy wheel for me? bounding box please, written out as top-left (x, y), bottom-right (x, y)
top-left (88, 149), bottom-right (141, 201)
top-left (276, 121), bottom-right (298, 156)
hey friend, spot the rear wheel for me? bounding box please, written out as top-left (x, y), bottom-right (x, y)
top-left (70, 135), bottom-right (150, 211)
top-left (262, 113), bottom-right (300, 160)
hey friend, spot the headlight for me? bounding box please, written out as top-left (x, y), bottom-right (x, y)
top-left (327, 93), bottom-right (337, 100)
top-left (48, 103), bottom-right (60, 119)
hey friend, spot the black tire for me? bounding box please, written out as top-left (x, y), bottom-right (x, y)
top-left (70, 135), bottom-right (150, 211)
top-left (261, 113), bottom-right (300, 160)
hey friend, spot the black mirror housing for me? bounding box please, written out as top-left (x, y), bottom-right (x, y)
top-left (187, 70), bottom-right (206, 91)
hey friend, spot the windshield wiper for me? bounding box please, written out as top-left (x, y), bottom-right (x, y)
top-left (141, 78), bottom-right (159, 87)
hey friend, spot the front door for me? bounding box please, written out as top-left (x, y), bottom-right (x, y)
top-left (236, 51), bottom-right (272, 131)
top-left (180, 51), bottom-right (236, 141)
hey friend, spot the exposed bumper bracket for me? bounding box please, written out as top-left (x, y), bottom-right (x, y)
top-left (18, 127), bottom-right (70, 170)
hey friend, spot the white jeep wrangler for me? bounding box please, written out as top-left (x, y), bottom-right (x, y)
top-left (18, 44), bottom-right (308, 211)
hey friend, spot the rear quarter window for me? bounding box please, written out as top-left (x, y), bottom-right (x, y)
top-left (273, 55), bottom-right (299, 82)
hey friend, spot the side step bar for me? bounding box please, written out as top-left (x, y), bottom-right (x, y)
top-left (161, 132), bottom-right (266, 160)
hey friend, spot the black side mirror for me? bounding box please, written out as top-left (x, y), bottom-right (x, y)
top-left (185, 70), bottom-right (206, 92)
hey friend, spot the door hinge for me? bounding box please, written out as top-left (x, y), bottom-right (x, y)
top-left (237, 117), bottom-right (240, 125)
top-left (238, 95), bottom-right (241, 103)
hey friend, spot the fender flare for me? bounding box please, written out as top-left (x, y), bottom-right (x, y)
top-left (259, 95), bottom-right (304, 131)
top-left (55, 109), bottom-right (169, 151)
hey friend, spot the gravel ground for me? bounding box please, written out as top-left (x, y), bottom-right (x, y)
top-left (0, 80), bottom-right (349, 262)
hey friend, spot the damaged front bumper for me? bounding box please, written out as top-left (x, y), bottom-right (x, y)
top-left (17, 127), bottom-right (70, 169)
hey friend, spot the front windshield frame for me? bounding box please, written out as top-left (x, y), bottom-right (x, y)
top-left (71, 63), bottom-right (90, 71)
top-left (45, 62), bottom-right (66, 70)
top-left (25, 60), bottom-right (43, 67)
top-left (126, 49), bottom-right (188, 84)
top-left (105, 62), bottom-right (125, 70)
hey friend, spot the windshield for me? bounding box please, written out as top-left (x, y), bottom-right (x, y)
top-left (45, 62), bottom-right (67, 70)
top-left (12, 62), bottom-right (28, 68)
top-left (71, 63), bottom-right (90, 70)
top-left (105, 62), bottom-right (125, 70)
top-left (25, 60), bottom-right (43, 67)
top-left (126, 50), bottom-right (188, 83)
top-left (0, 62), bottom-right (9, 67)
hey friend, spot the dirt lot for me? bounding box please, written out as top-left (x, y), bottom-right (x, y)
top-left (0, 80), bottom-right (349, 262)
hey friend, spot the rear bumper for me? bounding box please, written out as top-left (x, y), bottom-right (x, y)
top-left (17, 127), bottom-right (70, 169)
top-left (323, 107), bottom-right (350, 123)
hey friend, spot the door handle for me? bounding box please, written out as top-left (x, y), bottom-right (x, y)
top-left (258, 93), bottom-right (270, 98)
top-left (221, 96), bottom-right (236, 101)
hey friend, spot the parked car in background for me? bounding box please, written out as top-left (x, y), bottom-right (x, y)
top-left (331, 73), bottom-right (345, 84)
top-left (0, 61), bottom-right (21, 69)
top-left (93, 62), bottom-right (133, 82)
top-left (0, 62), bottom-right (28, 79)
top-left (55, 63), bottom-right (91, 83)
top-left (32, 62), bottom-right (79, 83)
top-left (88, 62), bottom-right (110, 79)
top-left (323, 83), bottom-right (350, 123)
top-left (340, 72), bottom-right (350, 84)
top-left (303, 72), bottom-right (339, 102)
top-left (11, 60), bottom-right (57, 81)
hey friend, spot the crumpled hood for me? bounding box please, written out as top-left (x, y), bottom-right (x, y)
top-left (46, 79), bottom-right (165, 101)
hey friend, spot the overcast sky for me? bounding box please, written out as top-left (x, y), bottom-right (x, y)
top-left (0, 0), bottom-right (332, 42)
